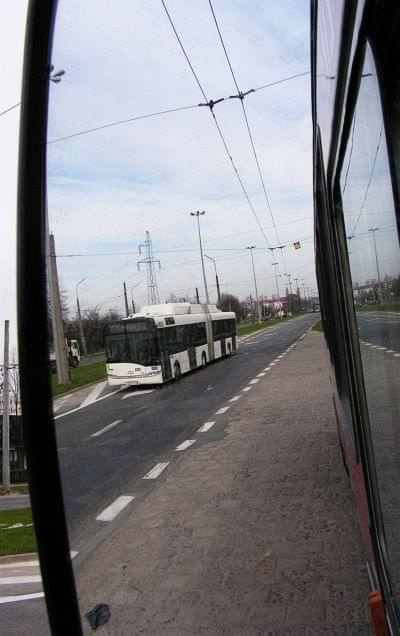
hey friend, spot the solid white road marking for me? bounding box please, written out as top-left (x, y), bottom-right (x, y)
top-left (0, 576), bottom-right (42, 585)
top-left (198, 422), bottom-right (215, 433)
top-left (91, 419), bottom-right (123, 438)
top-left (0, 561), bottom-right (39, 569)
top-left (175, 439), bottom-right (196, 451)
top-left (80, 381), bottom-right (108, 409)
top-left (229, 395), bottom-right (241, 402)
top-left (0, 592), bottom-right (45, 605)
top-left (122, 389), bottom-right (155, 400)
top-left (54, 387), bottom-right (124, 420)
top-left (143, 462), bottom-right (169, 479)
top-left (96, 495), bottom-right (134, 522)
top-left (215, 406), bottom-right (230, 415)
top-left (249, 379), bottom-right (259, 384)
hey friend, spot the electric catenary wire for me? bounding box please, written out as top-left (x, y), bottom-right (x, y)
top-left (208, 0), bottom-right (286, 273)
top-left (161, 0), bottom-right (273, 249)
top-left (0, 102), bottom-right (21, 117)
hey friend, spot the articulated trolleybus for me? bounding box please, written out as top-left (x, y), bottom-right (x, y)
top-left (104, 302), bottom-right (237, 386)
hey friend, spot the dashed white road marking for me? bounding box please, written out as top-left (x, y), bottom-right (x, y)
top-left (249, 379), bottom-right (259, 384)
top-left (122, 389), bottom-right (155, 400)
top-left (377, 347), bottom-right (386, 350)
top-left (80, 381), bottom-right (108, 408)
top-left (96, 495), bottom-right (134, 522)
top-left (257, 372), bottom-right (266, 377)
top-left (0, 592), bottom-right (44, 605)
top-left (175, 439), bottom-right (196, 451)
top-left (91, 419), bottom-right (123, 438)
top-left (242, 386), bottom-right (252, 392)
top-left (269, 362), bottom-right (276, 366)
top-left (215, 406), bottom-right (230, 415)
top-left (198, 422), bottom-right (215, 433)
top-left (394, 353), bottom-right (400, 358)
top-left (386, 350), bottom-right (394, 353)
top-left (229, 395), bottom-right (241, 402)
top-left (143, 462), bottom-right (169, 479)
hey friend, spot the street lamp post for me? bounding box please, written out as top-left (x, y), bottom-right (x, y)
top-left (368, 228), bottom-right (383, 304)
top-left (204, 254), bottom-right (221, 306)
top-left (285, 273), bottom-right (293, 314)
top-left (271, 261), bottom-right (282, 319)
top-left (190, 211), bottom-right (210, 304)
top-left (247, 246), bottom-right (261, 324)
top-left (76, 277), bottom-right (88, 358)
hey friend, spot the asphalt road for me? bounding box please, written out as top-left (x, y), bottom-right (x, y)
top-left (55, 314), bottom-right (318, 544)
top-left (356, 310), bottom-right (400, 351)
top-left (1, 315), bottom-right (317, 634)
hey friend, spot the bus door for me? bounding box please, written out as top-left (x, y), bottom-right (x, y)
top-left (188, 347), bottom-right (197, 369)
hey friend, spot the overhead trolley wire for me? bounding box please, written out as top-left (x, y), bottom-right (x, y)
top-left (0, 101), bottom-right (21, 117)
top-left (161, 0), bottom-right (272, 249)
top-left (208, 0), bottom-right (286, 273)
top-left (47, 103), bottom-right (199, 144)
top-left (351, 126), bottom-right (383, 236)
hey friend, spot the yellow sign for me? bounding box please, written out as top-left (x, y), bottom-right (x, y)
top-left (294, 241), bottom-right (301, 250)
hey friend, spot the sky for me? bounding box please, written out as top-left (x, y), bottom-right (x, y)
top-left (1, 0), bottom-right (317, 353)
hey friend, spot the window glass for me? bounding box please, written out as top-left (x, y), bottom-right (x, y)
top-left (340, 44), bottom-right (400, 591)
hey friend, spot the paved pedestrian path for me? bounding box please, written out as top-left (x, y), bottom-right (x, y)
top-left (75, 332), bottom-right (371, 634)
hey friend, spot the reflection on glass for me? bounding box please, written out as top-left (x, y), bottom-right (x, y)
top-left (340, 44), bottom-right (400, 591)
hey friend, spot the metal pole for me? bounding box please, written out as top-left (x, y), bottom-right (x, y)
top-left (123, 282), bottom-right (129, 317)
top-left (204, 254), bottom-right (221, 306)
top-left (2, 321), bottom-right (10, 493)
top-left (195, 287), bottom-right (200, 304)
top-left (49, 234), bottom-right (70, 384)
top-left (76, 278), bottom-right (88, 358)
top-left (247, 246), bottom-right (261, 324)
top-left (272, 262), bottom-right (282, 319)
top-left (191, 211), bottom-right (210, 304)
top-left (369, 228), bottom-right (383, 305)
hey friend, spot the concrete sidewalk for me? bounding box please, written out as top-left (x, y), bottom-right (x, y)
top-left (76, 332), bottom-right (371, 635)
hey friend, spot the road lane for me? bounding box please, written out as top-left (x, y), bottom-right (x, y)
top-left (55, 314), bottom-right (317, 539)
top-left (356, 311), bottom-right (400, 352)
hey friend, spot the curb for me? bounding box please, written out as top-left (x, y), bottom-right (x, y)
top-left (0, 553), bottom-right (38, 566)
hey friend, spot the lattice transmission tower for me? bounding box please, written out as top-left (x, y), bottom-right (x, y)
top-left (137, 231), bottom-right (161, 305)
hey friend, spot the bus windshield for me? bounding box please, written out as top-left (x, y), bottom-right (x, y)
top-left (104, 320), bottom-right (160, 366)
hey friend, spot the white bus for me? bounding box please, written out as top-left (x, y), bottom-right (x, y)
top-left (104, 302), bottom-right (237, 386)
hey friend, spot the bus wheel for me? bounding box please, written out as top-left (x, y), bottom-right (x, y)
top-left (201, 352), bottom-right (207, 368)
top-left (173, 361), bottom-right (181, 380)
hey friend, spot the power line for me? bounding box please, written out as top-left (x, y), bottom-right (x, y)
top-left (208, 0), bottom-right (285, 270)
top-left (0, 102), bottom-right (20, 117)
top-left (161, 0), bottom-right (272, 249)
top-left (47, 104), bottom-right (199, 144)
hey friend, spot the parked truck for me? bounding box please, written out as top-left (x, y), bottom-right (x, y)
top-left (49, 339), bottom-right (81, 373)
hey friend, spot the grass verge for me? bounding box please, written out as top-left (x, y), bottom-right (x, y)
top-left (52, 361), bottom-right (106, 397)
top-left (0, 508), bottom-right (36, 557)
top-left (312, 320), bottom-right (323, 332)
top-left (237, 316), bottom-right (292, 337)
top-left (356, 303), bottom-right (400, 313)
top-left (0, 484), bottom-right (29, 496)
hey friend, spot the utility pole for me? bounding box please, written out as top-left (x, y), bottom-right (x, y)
top-left (123, 282), bottom-right (129, 317)
top-left (195, 287), bottom-right (200, 304)
top-left (302, 283), bottom-right (307, 311)
top-left (204, 254), bottom-right (221, 306)
top-left (2, 321), bottom-right (10, 493)
top-left (190, 211), bottom-right (210, 304)
top-left (294, 278), bottom-right (301, 314)
top-left (368, 228), bottom-right (383, 304)
top-left (247, 246), bottom-right (261, 324)
top-left (271, 261), bottom-right (282, 319)
top-left (76, 277), bottom-right (88, 358)
top-left (48, 234), bottom-right (70, 384)
top-left (138, 231), bottom-right (161, 305)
